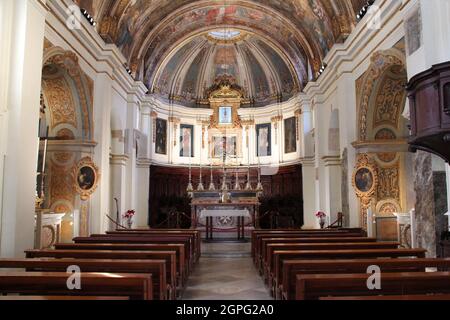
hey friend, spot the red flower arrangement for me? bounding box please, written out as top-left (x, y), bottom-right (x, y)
top-left (123, 210), bottom-right (135, 219)
top-left (123, 210), bottom-right (135, 229)
top-left (315, 211), bottom-right (326, 218)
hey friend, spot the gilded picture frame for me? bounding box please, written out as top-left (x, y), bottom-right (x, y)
top-left (352, 154), bottom-right (378, 203)
top-left (73, 157), bottom-right (100, 201)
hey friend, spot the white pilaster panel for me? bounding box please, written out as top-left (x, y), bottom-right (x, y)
top-left (1, 0), bottom-right (47, 257)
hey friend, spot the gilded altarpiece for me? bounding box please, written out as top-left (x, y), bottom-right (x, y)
top-left (207, 83), bottom-right (244, 165)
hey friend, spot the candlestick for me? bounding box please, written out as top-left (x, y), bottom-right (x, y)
top-left (197, 164), bottom-right (204, 191)
top-left (187, 155), bottom-right (194, 194)
top-left (256, 156), bottom-right (263, 193)
top-left (234, 166), bottom-right (241, 190)
top-left (41, 139), bottom-right (48, 174)
top-left (209, 161), bottom-right (215, 191)
top-left (198, 141), bottom-right (204, 191)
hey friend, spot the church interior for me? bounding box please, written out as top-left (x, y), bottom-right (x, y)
top-left (1, 0), bottom-right (450, 302)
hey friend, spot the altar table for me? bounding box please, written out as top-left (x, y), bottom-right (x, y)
top-left (200, 209), bottom-right (250, 240)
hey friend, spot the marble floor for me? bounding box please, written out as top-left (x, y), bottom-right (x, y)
top-left (181, 242), bottom-right (273, 300)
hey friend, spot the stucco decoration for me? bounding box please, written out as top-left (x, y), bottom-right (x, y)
top-left (357, 50), bottom-right (405, 142)
top-left (42, 48), bottom-right (94, 140)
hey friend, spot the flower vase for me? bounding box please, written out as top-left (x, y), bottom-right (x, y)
top-left (127, 219), bottom-right (133, 229)
top-left (319, 218), bottom-right (325, 229)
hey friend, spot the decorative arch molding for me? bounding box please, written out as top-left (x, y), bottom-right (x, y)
top-left (357, 49), bottom-right (406, 142)
top-left (375, 199), bottom-right (401, 216)
top-left (40, 45), bottom-right (98, 241)
top-left (42, 47), bottom-right (94, 140)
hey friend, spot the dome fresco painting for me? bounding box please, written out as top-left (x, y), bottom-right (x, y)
top-left (152, 32), bottom-right (299, 108)
top-left (75, 0), bottom-right (366, 106)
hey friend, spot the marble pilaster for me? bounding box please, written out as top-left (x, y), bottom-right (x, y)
top-left (413, 151), bottom-right (437, 257)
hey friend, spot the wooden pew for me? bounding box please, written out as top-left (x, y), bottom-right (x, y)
top-left (253, 233), bottom-right (369, 265)
top-left (0, 296), bottom-right (130, 300)
top-left (92, 233), bottom-right (198, 264)
top-left (320, 294), bottom-right (450, 300)
top-left (25, 249), bottom-right (178, 299)
top-left (54, 243), bottom-right (187, 287)
top-left (0, 271), bottom-right (153, 300)
top-left (251, 228), bottom-right (366, 258)
top-left (109, 229), bottom-right (201, 262)
top-left (296, 272), bottom-right (450, 300)
top-left (0, 258), bottom-right (168, 300)
top-left (256, 237), bottom-right (377, 267)
top-left (281, 258), bottom-right (450, 300)
top-left (264, 242), bottom-right (399, 278)
top-left (74, 235), bottom-right (194, 273)
top-left (271, 248), bottom-right (427, 298)
top-left (102, 232), bottom-right (196, 269)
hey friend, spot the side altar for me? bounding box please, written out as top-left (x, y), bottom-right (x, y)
top-left (190, 191), bottom-right (260, 240)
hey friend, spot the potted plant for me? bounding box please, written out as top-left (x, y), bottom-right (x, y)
top-left (315, 211), bottom-right (327, 229)
top-left (123, 209), bottom-right (135, 229)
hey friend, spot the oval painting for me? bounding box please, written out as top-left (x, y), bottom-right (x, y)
top-left (354, 167), bottom-right (374, 193)
top-left (77, 166), bottom-right (96, 191)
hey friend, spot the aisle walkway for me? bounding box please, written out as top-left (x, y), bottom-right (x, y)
top-left (182, 242), bottom-right (273, 300)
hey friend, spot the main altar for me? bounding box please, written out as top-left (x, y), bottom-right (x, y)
top-left (190, 190), bottom-right (260, 240)
top-left (187, 77), bottom-right (262, 240)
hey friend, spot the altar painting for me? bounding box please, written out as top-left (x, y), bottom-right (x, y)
top-left (212, 136), bottom-right (237, 158)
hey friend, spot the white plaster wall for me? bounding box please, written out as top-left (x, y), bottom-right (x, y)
top-left (406, 0), bottom-right (450, 79)
top-left (126, 98), bottom-right (139, 221)
top-left (90, 73), bottom-right (112, 234)
top-left (0, 0), bottom-right (12, 244)
top-left (1, 0), bottom-right (47, 257)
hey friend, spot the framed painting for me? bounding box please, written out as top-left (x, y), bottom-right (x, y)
top-left (180, 124), bottom-right (194, 157)
top-left (72, 157), bottom-right (100, 201)
top-left (284, 117), bottom-right (297, 154)
top-left (212, 136), bottom-right (237, 158)
top-left (354, 167), bottom-right (375, 193)
top-left (155, 118), bottom-right (167, 155)
top-left (218, 106), bottom-right (232, 125)
top-left (352, 154), bottom-right (378, 204)
top-left (256, 123), bottom-right (271, 157)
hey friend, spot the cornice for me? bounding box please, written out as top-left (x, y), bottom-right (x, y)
top-left (300, 156), bottom-right (316, 167)
top-left (352, 139), bottom-right (409, 153)
top-left (321, 155), bottom-right (342, 167)
top-left (110, 154), bottom-right (129, 166)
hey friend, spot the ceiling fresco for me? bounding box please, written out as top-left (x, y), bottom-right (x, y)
top-left (88, 0), bottom-right (366, 106)
top-left (152, 32), bottom-right (299, 108)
